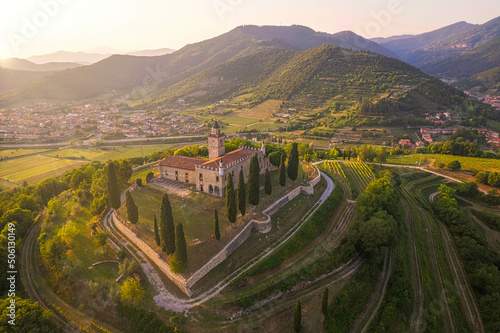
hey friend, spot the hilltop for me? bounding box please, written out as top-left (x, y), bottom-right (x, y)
top-left (0, 25), bottom-right (398, 106)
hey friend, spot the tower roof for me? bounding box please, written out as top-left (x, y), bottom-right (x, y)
top-left (213, 120), bottom-right (220, 129)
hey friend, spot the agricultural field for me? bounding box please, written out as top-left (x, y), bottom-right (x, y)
top-left (196, 100), bottom-right (282, 133)
top-left (324, 159), bottom-right (374, 197)
top-left (387, 154), bottom-right (500, 171)
top-left (0, 148), bottom-right (51, 159)
top-left (44, 145), bottom-right (173, 162)
top-left (0, 155), bottom-right (86, 185)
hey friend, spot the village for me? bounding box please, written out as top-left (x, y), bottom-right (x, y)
top-left (0, 101), bottom-right (205, 143)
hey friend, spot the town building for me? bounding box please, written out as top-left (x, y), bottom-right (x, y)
top-left (153, 121), bottom-right (272, 196)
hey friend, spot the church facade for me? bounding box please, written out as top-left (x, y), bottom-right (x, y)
top-left (154, 121), bottom-right (272, 197)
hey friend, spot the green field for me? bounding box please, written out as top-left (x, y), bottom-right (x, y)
top-left (387, 154), bottom-right (500, 171)
top-left (45, 145), bottom-right (173, 162)
top-left (0, 155), bottom-right (86, 185)
top-left (0, 148), bottom-right (51, 159)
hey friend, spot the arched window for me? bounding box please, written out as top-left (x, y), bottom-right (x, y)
top-left (208, 185), bottom-right (214, 194)
top-left (214, 186), bottom-right (220, 196)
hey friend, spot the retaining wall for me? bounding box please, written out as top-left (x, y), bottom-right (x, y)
top-left (112, 213), bottom-right (192, 296)
top-left (114, 165), bottom-right (322, 295)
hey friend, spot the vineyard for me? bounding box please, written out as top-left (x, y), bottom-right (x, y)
top-left (324, 160), bottom-right (375, 198)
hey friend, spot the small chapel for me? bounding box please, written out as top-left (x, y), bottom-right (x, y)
top-left (154, 121), bottom-right (272, 197)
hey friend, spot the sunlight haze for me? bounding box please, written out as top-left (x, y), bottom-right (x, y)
top-left (0, 0), bottom-right (498, 58)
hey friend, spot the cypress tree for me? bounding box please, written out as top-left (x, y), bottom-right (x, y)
top-left (294, 299), bottom-right (302, 332)
top-left (322, 287), bottom-right (329, 316)
top-left (225, 172), bottom-right (237, 224)
top-left (125, 190), bottom-right (138, 224)
top-left (107, 161), bottom-right (121, 209)
top-left (237, 169), bottom-right (246, 218)
top-left (264, 168), bottom-right (272, 197)
top-left (214, 207), bottom-right (220, 240)
top-left (248, 153), bottom-right (260, 206)
top-left (160, 193), bottom-right (175, 254)
top-left (288, 142), bottom-right (299, 181)
top-left (153, 214), bottom-right (160, 246)
top-left (279, 154), bottom-right (286, 188)
top-left (174, 223), bottom-right (187, 263)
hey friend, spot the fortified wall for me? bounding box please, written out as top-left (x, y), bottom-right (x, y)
top-left (112, 166), bottom-right (322, 296)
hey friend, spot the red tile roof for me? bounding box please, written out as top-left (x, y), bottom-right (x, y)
top-left (159, 155), bottom-right (204, 171)
top-left (201, 148), bottom-right (257, 169)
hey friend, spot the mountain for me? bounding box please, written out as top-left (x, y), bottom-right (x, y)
top-left (0, 25), bottom-right (401, 106)
top-left (27, 51), bottom-right (113, 65)
top-left (374, 16), bottom-right (500, 68)
top-left (84, 45), bottom-right (123, 54)
top-left (0, 68), bottom-right (55, 93)
top-left (0, 58), bottom-right (81, 72)
top-left (156, 43), bottom-right (463, 117)
top-left (234, 25), bottom-right (399, 59)
top-left (421, 36), bottom-right (500, 78)
top-left (456, 66), bottom-right (500, 95)
top-left (126, 48), bottom-right (176, 57)
top-left (372, 21), bottom-right (476, 58)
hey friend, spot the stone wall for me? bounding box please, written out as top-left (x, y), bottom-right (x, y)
top-left (114, 165), bottom-right (322, 295)
top-left (186, 164), bottom-right (322, 288)
top-left (112, 212), bottom-right (192, 296)
top-left (186, 222), bottom-right (254, 289)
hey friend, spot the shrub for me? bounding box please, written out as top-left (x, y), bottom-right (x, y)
top-left (447, 160), bottom-right (461, 171)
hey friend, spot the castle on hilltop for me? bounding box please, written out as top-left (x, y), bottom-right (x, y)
top-left (153, 121), bottom-right (271, 197)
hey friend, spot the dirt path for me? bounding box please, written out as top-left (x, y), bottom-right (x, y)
top-left (429, 192), bottom-right (485, 332)
top-left (350, 252), bottom-right (393, 333)
top-left (189, 171), bottom-right (335, 305)
top-left (468, 212), bottom-right (500, 253)
top-left (401, 192), bottom-right (424, 333)
top-left (437, 220), bottom-right (484, 333)
top-left (221, 257), bottom-right (364, 328)
top-left (402, 186), bottom-right (455, 332)
top-left (20, 222), bottom-right (79, 332)
top-left (104, 209), bottom-right (189, 312)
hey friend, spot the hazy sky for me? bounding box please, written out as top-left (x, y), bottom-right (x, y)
top-left (0, 0), bottom-right (498, 59)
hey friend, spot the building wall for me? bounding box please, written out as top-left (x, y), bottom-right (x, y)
top-left (195, 150), bottom-right (273, 197)
top-left (158, 165), bottom-right (197, 185)
top-left (196, 167), bottom-right (224, 196)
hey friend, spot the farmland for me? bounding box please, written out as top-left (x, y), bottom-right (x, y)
top-left (387, 154), bottom-right (500, 171)
top-left (0, 155), bottom-right (86, 185)
top-left (44, 144), bottom-right (173, 162)
top-left (323, 159), bottom-right (375, 197)
top-left (0, 144), bottom-right (174, 188)
top-left (0, 148), bottom-right (51, 159)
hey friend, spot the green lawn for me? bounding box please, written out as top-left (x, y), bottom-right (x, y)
top-left (118, 185), bottom-right (234, 275)
top-left (0, 148), bottom-right (51, 159)
top-left (0, 155), bottom-right (86, 185)
top-left (387, 154), bottom-right (500, 171)
top-left (45, 145), bottom-right (173, 162)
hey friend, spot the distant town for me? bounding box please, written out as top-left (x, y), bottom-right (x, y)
top-left (0, 101), bottom-right (205, 143)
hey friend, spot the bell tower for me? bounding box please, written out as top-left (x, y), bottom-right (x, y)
top-left (208, 120), bottom-right (225, 160)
